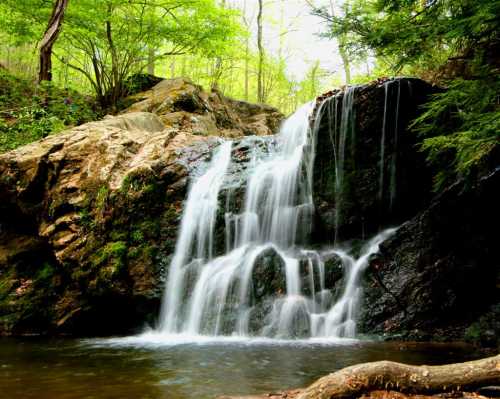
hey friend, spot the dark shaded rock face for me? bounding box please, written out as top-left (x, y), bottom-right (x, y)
top-left (312, 78), bottom-right (437, 243)
top-left (252, 247), bottom-right (287, 301)
top-left (358, 167), bottom-right (500, 345)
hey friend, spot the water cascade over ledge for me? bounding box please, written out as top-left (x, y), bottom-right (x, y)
top-left (157, 98), bottom-right (397, 340)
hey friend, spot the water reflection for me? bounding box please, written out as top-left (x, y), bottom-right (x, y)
top-left (0, 337), bottom-right (482, 399)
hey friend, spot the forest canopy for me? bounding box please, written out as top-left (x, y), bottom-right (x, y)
top-left (0, 0), bottom-right (498, 188)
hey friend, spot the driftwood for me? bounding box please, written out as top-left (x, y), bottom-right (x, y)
top-left (296, 354), bottom-right (500, 399)
top-left (218, 355), bottom-right (500, 399)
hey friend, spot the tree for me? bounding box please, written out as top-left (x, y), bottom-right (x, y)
top-left (38, 0), bottom-right (69, 82)
top-left (329, 0), bottom-right (350, 84)
top-left (257, 0), bottom-right (265, 102)
top-left (0, 0), bottom-right (242, 108)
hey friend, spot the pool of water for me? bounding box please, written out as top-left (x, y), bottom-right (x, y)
top-left (0, 334), bottom-right (482, 399)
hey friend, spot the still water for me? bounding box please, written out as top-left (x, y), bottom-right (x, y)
top-left (0, 335), bottom-right (481, 399)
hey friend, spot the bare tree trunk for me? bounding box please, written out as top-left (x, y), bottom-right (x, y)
top-left (147, 47), bottom-right (155, 75)
top-left (339, 43), bottom-right (351, 85)
top-left (170, 60), bottom-right (175, 78)
top-left (242, 0), bottom-right (250, 101)
top-left (329, 0), bottom-right (350, 85)
top-left (257, 0), bottom-right (264, 103)
top-left (244, 36), bottom-right (249, 101)
top-left (38, 0), bottom-right (69, 82)
top-left (105, 2), bottom-right (121, 108)
top-left (211, 0), bottom-right (226, 90)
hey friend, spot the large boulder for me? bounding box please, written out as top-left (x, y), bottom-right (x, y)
top-left (0, 77), bottom-right (283, 336)
top-left (312, 78), bottom-right (437, 242)
top-left (124, 77), bottom-right (283, 138)
top-left (0, 112), bottom-right (212, 335)
top-left (358, 167), bottom-right (500, 345)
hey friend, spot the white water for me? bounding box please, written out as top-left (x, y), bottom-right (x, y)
top-left (157, 95), bottom-right (397, 340)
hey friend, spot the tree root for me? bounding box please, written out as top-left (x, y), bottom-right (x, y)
top-left (296, 354), bottom-right (500, 399)
top-left (218, 355), bottom-right (500, 399)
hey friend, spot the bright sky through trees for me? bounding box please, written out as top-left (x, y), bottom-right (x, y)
top-left (231, 0), bottom-right (343, 80)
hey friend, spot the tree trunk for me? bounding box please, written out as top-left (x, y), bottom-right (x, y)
top-left (339, 43), bottom-right (351, 85)
top-left (242, 0), bottom-right (250, 101)
top-left (211, 0), bottom-right (226, 90)
top-left (218, 355), bottom-right (500, 399)
top-left (257, 0), bottom-right (264, 103)
top-left (244, 36), bottom-right (249, 101)
top-left (38, 0), bottom-right (69, 82)
top-left (297, 354), bottom-right (500, 399)
top-left (170, 60), bottom-right (176, 78)
top-left (147, 47), bottom-right (155, 75)
top-left (329, 0), bottom-right (350, 85)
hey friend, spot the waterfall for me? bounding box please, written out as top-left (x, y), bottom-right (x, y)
top-left (379, 79), bottom-right (404, 212)
top-left (157, 94), bottom-right (397, 340)
top-left (334, 87), bottom-right (357, 241)
top-left (159, 141), bottom-right (233, 332)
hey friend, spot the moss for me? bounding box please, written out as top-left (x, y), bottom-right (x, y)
top-left (0, 276), bottom-right (15, 301)
top-left (120, 174), bottom-right (147, 194)
top-left (79, 208), bottom-right (95, 231)
top-left (128, 246), bottom-right (142, 259)
top-left (36, 262), bottom-right (55, 282)
top-left (131, 229), bottom-right (144, 244)
top-left (92, 241), bottom-right (128, 272)
top-left (120, 169), bottom-right (160, 196)
top-left (95, 186), bottom-right (109, 211)
top-left (464, 323), bottom-right (481, 342)
top-left (110, 230), bottom-right (128, 242)
top-left (464, 304), bottom-right (500, 347)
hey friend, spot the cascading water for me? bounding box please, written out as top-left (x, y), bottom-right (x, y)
top-left (157, 93), bottom-right (397, 340)
top-left (379, 78), bottom-right (407, 212)
top-left (159, 141), bottom-right (233, 333)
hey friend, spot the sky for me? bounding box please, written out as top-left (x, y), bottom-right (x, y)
top-left (229, 0), bottom-right (346, 81)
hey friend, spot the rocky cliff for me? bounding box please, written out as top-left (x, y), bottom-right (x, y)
top-left (0, 78), bottom-right (283, 335)
top-left (0, 76), bottom-right (498, 345)
top-left (311, 78), bottom-right (499, 345)
top-left (359, 166), bottom-right (500, 345)
top-left (312, 78), bottom-right (436, 242)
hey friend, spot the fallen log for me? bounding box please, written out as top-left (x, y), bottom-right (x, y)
top-left (296, 354), bottom-right (500, 399)
top-left (217, 355), bottom-right (500, 399)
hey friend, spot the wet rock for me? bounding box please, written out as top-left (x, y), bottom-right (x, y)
top-left (312, 78), bottom-right (438, 243)
top-left (298, 252), bottom-right (343, 297)
top-left (252, 247), bottom-right (286, 302)
top-left (358, 167), bottom-right (500, 343)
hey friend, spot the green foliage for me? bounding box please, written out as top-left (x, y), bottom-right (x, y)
top-left (413, 74), bottom-right (500, 189)
top-left (93, 241), bottom-right (128, 272)
top-left (79, 208), bottom-right (95, 231)
top-left (131, 230), bottom-right (145, 245)
top-left (36, 262), bottom-right (55, 282)
top-left (312, 0), bottom-right (500, 189)
top-left (95, 186), bottom-right (109, 210)
top-left (0, 69), bottom-right (98, 153)
top-left (313, 0), bottom-right (500, 72)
